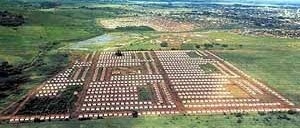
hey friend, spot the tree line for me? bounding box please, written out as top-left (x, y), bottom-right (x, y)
top-left (0, 11), bottom-right (25, 27)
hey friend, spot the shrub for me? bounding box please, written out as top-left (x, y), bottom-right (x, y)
top-left (160, 42), bottom-right (168, 47)
top-left (203, 43), bottom-right (213, 49)
top-left (115, 50), bottom-right (123, 56)
top-left (132, 111), bottom-right (138, 118)
top-left (181, 43), bottom-right (196, 50)
top-left (138, 86), bottom-right (153, 101)
top-left (0, 11), bottom-right (25, 27)
top-left (237, 119), bottom-right (242, 123)
top-left (235, 113), bottom-right (243, 118)
top-left (287, 110), bottom-right (297, 115)
top-left (17, 84), bottom-right (82, 115)
top-left (258, 111), bottom-right (266, 116)
top-left (221, 44), bottom-right (228, 47)
top-left (277, 114), bottom-right (291, 120)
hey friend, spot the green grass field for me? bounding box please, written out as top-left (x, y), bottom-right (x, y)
top-left (217, 50), bottom-right (300, 105)
top-left (202, 32), bottom-right (300, 105)
top-left (1, 112), bottom-right (300, 128)
top-left (0, 2), bottom-right (132, 111)
top-left (0, 2), bottom-right (132, 64)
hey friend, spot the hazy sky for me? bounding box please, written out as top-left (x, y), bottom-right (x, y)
top-left (219, 0), bottom-right (300, 4)
top-left (135, 0), bottom-right (300, 4)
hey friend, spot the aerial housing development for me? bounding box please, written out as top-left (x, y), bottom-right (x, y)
top-left (0, 0), bottom-right (300, 128)
top-left (6, 50), bottom-right (296, 123)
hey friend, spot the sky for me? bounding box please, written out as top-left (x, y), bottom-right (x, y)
top-left (130, 0), bottom-right (300, 4)
top-left (226, 0), bottom-right (300, 4)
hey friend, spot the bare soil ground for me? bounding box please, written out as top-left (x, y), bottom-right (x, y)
top-left (98, 17), bottom-right (195, 32)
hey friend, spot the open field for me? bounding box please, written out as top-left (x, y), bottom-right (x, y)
top-left (216, 50), bottom-right (300, 105)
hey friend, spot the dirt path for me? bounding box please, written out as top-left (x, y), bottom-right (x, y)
top-left (150, 51), bottom-right (185, 112)
top-left (73, 52), bottom-right (99, 118)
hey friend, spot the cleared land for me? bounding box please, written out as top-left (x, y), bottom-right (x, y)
top-left (98, 17), bottom-right (195, 32)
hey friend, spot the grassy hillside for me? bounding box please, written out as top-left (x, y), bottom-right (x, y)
top-left (0, 1), bottom-right (131, 111)
top-left (0, 7), bottom-right (119, 64)
top-left (0, 0), bottom-right (134, 63)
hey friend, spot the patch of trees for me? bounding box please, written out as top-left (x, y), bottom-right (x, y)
top-left (39, 2), bottom-right (61, 9)
top-left (196, 43), bottom-right (234, 50)
top-left (203, 43), bottom-right (214, 49)
top-left (132, 110), bottom-right (138, 118)
top-left (257, 111), bottom-right (299, 125)
top-left (113, 26), bottom-right (155, 32)
top-left (0, 11), bottom-right (25, 27)
top-left (35, 52), bottom-right (69, 76)
top-left (0, 41), bottom-right (69, 101)
top-left (17, 85), bottom-right (82, 115)
top-left (33, 41), bottom-right (70, 76)
top-left (38, 41), bottom-right (62, 53)
top-left (0, 61), bottom-right (29, 98)
top-left (138, 86), bottom-right (153, 101)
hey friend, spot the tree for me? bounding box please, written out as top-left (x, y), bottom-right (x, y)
top-left (115, 50), bottom-right (123, 56)
top-left (132, 110), bottom-right (138, 118)
top-left (203, 43), bottom-right (214, 49)
top-left (239, 44), bottom-right (243, 48)
top-left (221, 44), bottom-right (228, 47)
top-left (0, 61), bottom-right (28, 99)
top-left (0, 11), bottom-right (25, 27)
top-left (160, 42), bottom-right (168, 47)
top-left (287, 110), bottom-right (297, 115)
top-left (237, 119), bottom-right (242, 123)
